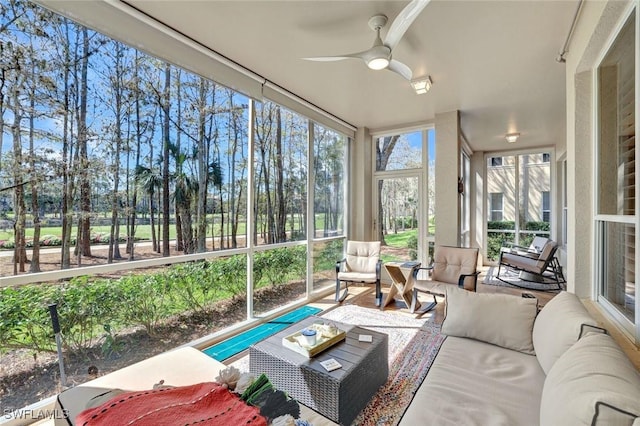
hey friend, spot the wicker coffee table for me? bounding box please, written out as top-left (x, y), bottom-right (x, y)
top-left (249, 315), bottom-right (388, 425)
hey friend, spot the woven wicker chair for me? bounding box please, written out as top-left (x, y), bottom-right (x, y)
top-left (335, 241), bottom-right (382, 306)
top-left (411, 246), bottom-right (480, 314)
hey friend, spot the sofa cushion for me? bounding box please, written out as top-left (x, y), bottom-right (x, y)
top-left (400, 336), bottom-right (545, 426)
top-left (540, 332), bottom-right (640, 426)
top-left (442, 286), bottom-right (537, 354)
top-left (532, 291), bottom-right (597, 374)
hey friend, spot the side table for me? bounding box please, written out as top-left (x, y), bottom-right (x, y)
top-left (382, 261), bottom-right (421, 310)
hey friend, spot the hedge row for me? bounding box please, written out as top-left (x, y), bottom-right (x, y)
top-left (0, 246), bottom-right (311, 357)
top-left (0, 232), bottom-right (133, 250)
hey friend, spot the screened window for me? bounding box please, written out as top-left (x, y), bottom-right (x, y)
top-left (253, 101), bottom-right (309, 245)
top-left (313, 124), bottom-right (346, 238)
top-left (595, 10), bottom-right (636, 330)
top-left (491, 157), bottom-right (503, 167)
top-left (490, 193), bottom-right (504, 221)
top-left (542, 191), bottom-right (551, 222)
top-left (0, 0), bottom-right (349, 410)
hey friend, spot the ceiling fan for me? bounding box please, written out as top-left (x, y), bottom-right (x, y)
top-left (303, 0), bottom-right (430, 81)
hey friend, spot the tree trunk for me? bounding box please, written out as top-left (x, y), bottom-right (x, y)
top-left (161, 64), bottom-right (170, 257)
top-left (11, 88), bottom-right (27, 273)
top-left (196, 79), bottom-right (208, 252)
top-left (76, 28), bottom-right (92, 258)
top-left (60, 23), bottom-right (73, 269)
top-left (275, 107), bottom-right (286, 242)
top-left (28, 78), bottom-right (40, 273)
top-left (109, 43), bottom-right (123, 263)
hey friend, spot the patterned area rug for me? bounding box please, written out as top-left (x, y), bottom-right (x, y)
top-left (484, 266), bottom-right (564, 292)
top-left (321, 305), bottom-right (445, 426)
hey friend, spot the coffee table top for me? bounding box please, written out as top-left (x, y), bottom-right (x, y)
top-left (250, 315), bottom-right (387, 380)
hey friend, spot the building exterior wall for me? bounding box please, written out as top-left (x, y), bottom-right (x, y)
top-left (486, 154), bottom-right (551, 223)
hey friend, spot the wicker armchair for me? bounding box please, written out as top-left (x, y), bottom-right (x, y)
top-left (335, 241), bottom-right (382, 306)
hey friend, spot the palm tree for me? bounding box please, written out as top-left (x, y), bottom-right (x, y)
top-left (134, 164), bottom-right (162, 252)
top-left (171, 143), bottom-right (197, 254)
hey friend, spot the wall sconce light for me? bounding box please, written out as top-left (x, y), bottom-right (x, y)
top-left (505, 132), bottom-right (520, 143)
top-left (410, 76), bottom-right (432, 94)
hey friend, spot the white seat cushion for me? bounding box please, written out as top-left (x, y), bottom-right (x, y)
top-left (337, 271), bottom-right (377, 282)
top-left (400, 336), bottom-right (545, 426)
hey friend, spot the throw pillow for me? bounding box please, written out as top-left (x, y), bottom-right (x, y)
top-left (532, 291), bottom-right (597, 374)
top-left (441, 286), bottom-right (537, 354)
top-left (540, 332), bottom-right (640, 426)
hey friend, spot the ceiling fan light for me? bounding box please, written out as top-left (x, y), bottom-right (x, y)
top-left (506, 132), bottom-right (520, 143)
top-left (411, 76), bottom-right (432, 94)
top-left (367, 57), bottom-right (390, 70)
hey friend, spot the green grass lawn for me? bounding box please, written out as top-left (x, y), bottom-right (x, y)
top-left (384, 229), bottom-right (417, 247)
top-left (0, 213), bottom-right (332, 243)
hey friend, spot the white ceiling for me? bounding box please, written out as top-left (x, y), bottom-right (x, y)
top-left (54, 0), bottom-right (580, 152)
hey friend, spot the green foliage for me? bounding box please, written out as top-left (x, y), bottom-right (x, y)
top-left (254, 247), bottom-right (306, 287)
top-left (394, 217), bottom-right (417, 229)
top-left (0, 246), bottom-right (309, 356)
top-left (0, 285), bottom-right (56, 353)
top-left (487, 221), bottom-right (516, 230)
top-left (407, 234), bottom-right (418, 261)
top-left (53, 277), bottom-right (123, 353)
top-left (118, 274), bottom-right (172, 337)
top-left (313, 240), bottom-right (343, 272)
top-left (101, 324), bottom-right (125, 358)
top-left (486, 221), bottom-right (549, 260)
top-left (211, 255), bottom-right (248, 296)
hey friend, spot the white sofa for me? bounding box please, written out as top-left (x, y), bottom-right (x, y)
top-left (54, 290), bottom-right (640, 426)
top-left (401, 288), bottom-right (640, 426)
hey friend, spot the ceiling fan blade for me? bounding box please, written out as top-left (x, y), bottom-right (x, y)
top-left (388, 59), bottom-right (413, 80)
top-left (303, 56), bottom-right (352, 62)
top-left (384, 0), bottom-right (431, 51)
top-left (303, 49), bottom-right (370, 62)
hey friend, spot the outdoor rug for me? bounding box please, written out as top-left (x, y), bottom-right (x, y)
top-left (483, 266), bottom-right (565, 292)
top-left (203, 305), bottom-right (322, 361)
top-left (231, 305), bottom-right (445, 425)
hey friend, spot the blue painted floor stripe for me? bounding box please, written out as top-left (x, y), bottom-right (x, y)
top-left (202, 305), bottom-right (322, 362)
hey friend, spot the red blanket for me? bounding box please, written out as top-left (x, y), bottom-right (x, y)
top-left (76, 382), bottom-right (268, 426)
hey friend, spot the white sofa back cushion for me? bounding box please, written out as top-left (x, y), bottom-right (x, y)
top-left (532, 291), bottom-right (597, 374)
top-left (442, 286), bottom-right (537, 354)
top-left (540, 332), bottom-right (640, 426)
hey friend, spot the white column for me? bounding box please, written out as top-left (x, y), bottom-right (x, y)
top-left (435, 111), bottom-right (461, 247)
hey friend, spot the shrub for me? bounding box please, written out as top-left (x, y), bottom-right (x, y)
top-left (52, 276), bottom-right (124, 353)
top-left (0, 285), bottom-right (57, 353)
top-left (212, 255), bottom-right (248, 297)
top-left (406, 234), bottom-right (418, 261)
top-left (255, 246), bottom-right (306, 288)
top-left (313, 239), bottom-right (343, 272)
top-left (169, 261), bottom-right (222, 314)
top-left (117, 274), bottom-right (172, 337)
